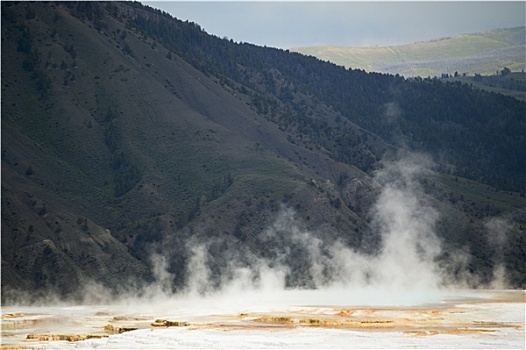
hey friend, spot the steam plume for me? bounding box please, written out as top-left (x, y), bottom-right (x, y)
top-left (173, 152), bottom-right (450, 306)
top-left (4, 153), bottom-right (513, 307)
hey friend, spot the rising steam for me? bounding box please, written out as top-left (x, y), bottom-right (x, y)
top-left (5, 153), bottom-right (508, 308)
top-left (485, 217), bottom-right (513, 289)
top-left (148, 152), bottom-right (457, 307)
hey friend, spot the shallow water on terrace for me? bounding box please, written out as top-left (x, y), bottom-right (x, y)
top-left (1, 289), bottom-right (524, 349)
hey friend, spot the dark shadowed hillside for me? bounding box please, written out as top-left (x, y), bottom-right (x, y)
top-left (1, 2), bottom-right (525, 302)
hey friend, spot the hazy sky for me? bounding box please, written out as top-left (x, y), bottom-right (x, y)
top-left (143, 1), bottom-right (525, 48)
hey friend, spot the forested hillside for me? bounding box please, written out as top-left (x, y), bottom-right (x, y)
top-left (2, 2), bottom-right (525, 302)
top-left (126, 4), bottom-right (524, 192)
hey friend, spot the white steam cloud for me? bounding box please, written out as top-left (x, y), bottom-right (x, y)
top-left (485, 217), bottom-right (513, 289)
top-left (6, 152), bottom-right (508, 308)
top-left (368, 154), bottom-right (442, 292)
top-left (184, 245), bottom-right (211, 295)
top-left (152, 152), bottom-right (456, 307)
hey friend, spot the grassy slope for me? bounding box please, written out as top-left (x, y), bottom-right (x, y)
top-left (292, 27), bottom-right (525, 77)
top-left (443, 72), bottom-right (526, 101)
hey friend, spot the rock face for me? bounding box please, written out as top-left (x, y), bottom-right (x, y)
top-left (26, 334), bottom-right (108, 342)
top-left (151, 319), bottom-right (189, 327)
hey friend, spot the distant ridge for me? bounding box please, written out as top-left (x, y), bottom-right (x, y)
top-left (291, 27), bottom-right (525, 77)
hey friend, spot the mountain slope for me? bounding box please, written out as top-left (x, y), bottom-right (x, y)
top-left (291, 27), bottom-right (526, 77)
top-left (126, 9), bottom-right (524, 193)
top-left (1, 2), bottom-right (375, 299)
top-left (1, 2), bottom-right (525, 301)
